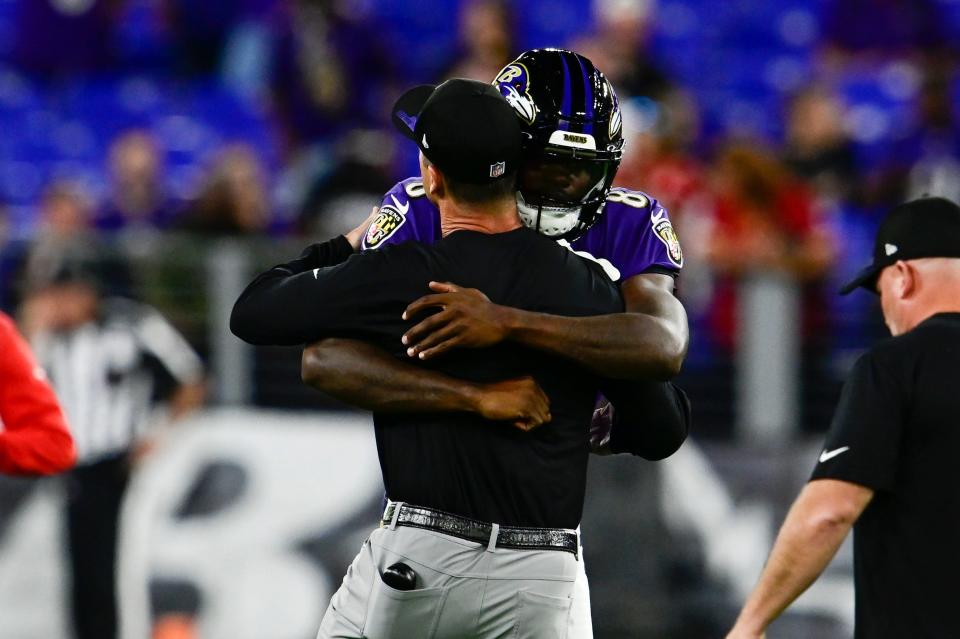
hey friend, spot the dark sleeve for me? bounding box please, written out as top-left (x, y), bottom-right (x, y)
top-left (280, 235), bottom-right (355, 273)
top-left (230, 242), bottom-right (406, 346)
top-left (810, 349), bottom-right (905, 491)
top-left (602, 378), bottom-right (691, 460)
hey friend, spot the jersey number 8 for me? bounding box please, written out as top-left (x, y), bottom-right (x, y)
top-left (607, 190), bottom-right (650, 209)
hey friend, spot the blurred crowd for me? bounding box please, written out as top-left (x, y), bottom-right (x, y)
top-left (0, 0), bottom-right (958, 420)
top-left (1, 4), bottom-right (957, 638)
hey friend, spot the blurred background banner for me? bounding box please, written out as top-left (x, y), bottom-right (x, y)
top-left (0, 0), bottom-right (957, 637)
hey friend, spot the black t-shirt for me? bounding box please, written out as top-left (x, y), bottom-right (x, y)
top-left (232, 228), bottom-right (624, 528)
top-left (810, 312), bottom-right (960, 638)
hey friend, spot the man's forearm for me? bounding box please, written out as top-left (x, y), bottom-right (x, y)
top-left (504, 273), bottom-right (687, 381)
top-left (401, 273), bottom-right (688, 380)
top-left (303, 338), bottom-right (551, 429)
top-left (302, 338), bottom-right (480, 413)
top-left (504, 308), bottom-right (685, 381)
top-left (731, 482), bottom-right (861, 635)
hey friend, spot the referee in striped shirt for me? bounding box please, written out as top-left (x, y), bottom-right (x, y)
top-left (22, 256), bottom-right (205, 639)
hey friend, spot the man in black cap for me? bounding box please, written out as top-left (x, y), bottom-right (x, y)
top-left (727, 196), bottom-right (960, 639)
top-left (231, 79), bottom-right (688, 638)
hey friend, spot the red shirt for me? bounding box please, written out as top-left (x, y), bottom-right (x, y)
top-left (0, 312), bottom-right (76, 475)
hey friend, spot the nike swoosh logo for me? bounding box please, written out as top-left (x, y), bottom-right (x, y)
top-left (650, 209), bottom-right (665, 223)
top-left (312, 268), bottom-right (319, 279)
top-left (390, 194), bottom-right (410, 215)
top-left (819, 446), bottom-right (850, 463)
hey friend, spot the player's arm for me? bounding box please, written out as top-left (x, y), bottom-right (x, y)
top-left (402, 272), bottom-right (688, 381)
top-left (594, 377), bottom-right (691, 460)
top-left (301, 338), bottom-right (550, 431)
top-left (726, 480), bottom-right (873, 639)
top-left (300, 337), bottom-right (688, 451)
top-left (0, 313), bottom-right (76, 475)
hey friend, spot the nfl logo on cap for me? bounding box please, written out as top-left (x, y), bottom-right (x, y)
top-left (489, 161), bottom-right (506, 178)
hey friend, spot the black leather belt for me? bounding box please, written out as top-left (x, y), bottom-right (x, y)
top-left (380, 502), bottom-right (578, 557)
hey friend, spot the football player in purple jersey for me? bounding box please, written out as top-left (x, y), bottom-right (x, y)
top-left (308, 48), bottom-right (686, 430)
top-left (353, 49), bottom-right (685, 376)
top-left (298, 49), bottom-right (690, 638)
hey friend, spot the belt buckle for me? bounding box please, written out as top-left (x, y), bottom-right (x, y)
top-left (381, 500), bottom-right (405, 530)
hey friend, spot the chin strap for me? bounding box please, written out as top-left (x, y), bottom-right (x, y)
top-left (518, 190), bottom-right (589, 239)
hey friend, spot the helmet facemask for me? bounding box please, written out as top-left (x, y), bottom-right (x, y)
top-left (516, 145), bottom-right (621, 241)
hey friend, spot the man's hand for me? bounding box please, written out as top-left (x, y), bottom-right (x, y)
top-left (402, 282), bottom-right (512, 360)
top-left (344, 206), bottom-right (379, 251)
top-left (472, 377), bottom-right (551, 432)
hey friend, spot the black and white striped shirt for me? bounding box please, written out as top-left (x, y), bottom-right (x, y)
top-left (33, 298), bottom-right (203, 466)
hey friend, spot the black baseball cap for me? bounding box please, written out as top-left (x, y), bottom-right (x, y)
top-left (391, 78), bottom-right (522, 185)
top-left (840, 196), bottom-right (960, 294)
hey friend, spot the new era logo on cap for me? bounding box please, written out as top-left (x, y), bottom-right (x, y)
top-left (489, 161), bottom-right (505, 178)
top-left (885, 243), bottom-right (898, 256)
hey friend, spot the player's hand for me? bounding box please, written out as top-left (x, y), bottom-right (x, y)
top-left (473, 377), bottom-right (551, 432)
top-left (590, 401), bottom-right (614, 455)
top-left (345, 206), bottom-right (379, 251)
top-left (402, 282), bottom-right (511, 360)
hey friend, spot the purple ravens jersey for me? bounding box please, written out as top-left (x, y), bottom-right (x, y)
top-left (361, 179), bottom-right (682, 281)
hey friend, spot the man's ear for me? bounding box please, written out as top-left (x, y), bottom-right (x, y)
top-left (426, 164), bottom-right (446, 200)
top-left (894, 260), bottom-right (916, 299)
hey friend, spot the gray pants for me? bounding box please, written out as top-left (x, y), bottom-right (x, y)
top-left (318, 524), bottom-right (581, 639)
